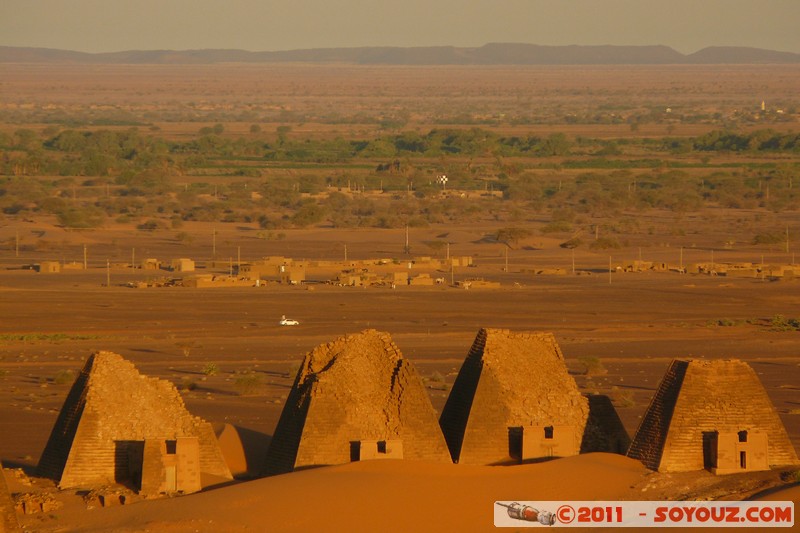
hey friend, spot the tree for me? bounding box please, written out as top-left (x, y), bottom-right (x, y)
top-left (495, 227), bottom-right (532, 249)
top-left (539, 133), bottom-right (571, 156)
top-left (276, 125), bottom-right (292, 146)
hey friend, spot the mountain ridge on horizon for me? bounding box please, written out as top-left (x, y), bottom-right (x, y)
top-left (1, 43), bottom-right (799, 65)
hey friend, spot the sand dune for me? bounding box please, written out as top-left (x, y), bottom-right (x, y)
top-left (62, 453), bottom-right (645, 532)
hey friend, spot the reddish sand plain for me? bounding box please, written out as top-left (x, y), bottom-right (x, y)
top-left (1, 219), bottom-right (799, 531)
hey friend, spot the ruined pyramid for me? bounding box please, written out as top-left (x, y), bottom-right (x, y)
top-left (627, 359), bottom-right (800, 473)
top-left (37, 351), bottom-right (232, 489)
top-left (439, 329), bottom-right (591, 465)
top-left (264, 330), bottom-right (452, 475)
top-left (0, 462), bottom-right (19, 533)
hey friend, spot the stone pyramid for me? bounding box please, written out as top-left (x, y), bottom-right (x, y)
top-left (264, 330), bottom-right (451, 475)
top-left (0, 463), bottom-right (19, 533)
top-left (628, 359), bottom-right (800, 472)
top-left (439, 329), bottom-right (590, 465)
top-left (37, 351), bottom-right (232, 488)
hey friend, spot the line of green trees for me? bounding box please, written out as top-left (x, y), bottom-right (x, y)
top-left (3, 128), bottom-right (800, 180)
top-left (2, 127), bottom-right (799, 230)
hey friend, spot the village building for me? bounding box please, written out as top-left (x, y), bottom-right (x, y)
top-left (627, 359), bottom-right (800, 473)
top-left (264, 330), bottom-right (451, 475)
top-left (169, 258), bottom-right (195, 272)
top-left (141, 258), bottom-right (160, 270)
top-left (409, 273), bottom-right (434, 286)
top-left (35, 261), bottom-right (61, 273)
top-left (447, 256), bottom-right (473, 268)
top-left (279, 264), bottom-right (305, 285)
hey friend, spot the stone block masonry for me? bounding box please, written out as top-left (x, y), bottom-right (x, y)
top-left (439, 329), bottom-right (592, 465)
top-left (37, 351), bottom-right (231, 489)
top-left (264, 330), bottom-right (451, 475)
top-left (628, 359), bottom-right (800, 473)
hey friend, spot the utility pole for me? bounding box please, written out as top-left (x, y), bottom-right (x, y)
top-left (212, 227), bottom-right (217, 259)
top-left (404, 225), bottom-right (410, 255)
top-left (572, 248), bottom-right (575, 275)
top-left (237, 246), bottom-right (241, 270)
top-left (446, 242), bottom-right (450, 261)
top-left (787, 225), bottom-right (790, 254)
top-left (83, 244), bottom-right (87, 270)
top-left (450, 263), bottom-right (454, 286)
top-left (680, 247), bottom-right (683, 272)
top-left (504, 247), bottom-right (508, 273)
top-left (344, 244), bottom-right (348, 263)
top-left (106, 259), bottom-right (110, 288)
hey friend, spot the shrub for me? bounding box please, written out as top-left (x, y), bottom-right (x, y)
top-left (202, 362), bottom-right (219, 376)
top-left (53, 370), bottom-right (74, 385)
top-left (176, 341), bottom-right (199, 357)
top-left (136, 219), bottom-right (164, 232)
top-left (578, 356), bottom-right (607, 376)
top-left (540, 221), bottom-right (572, 234)
top-left (770, 315), bottom-right (800, 332)
top-left (611, 386), bottom-right (636, 408)
top-left (234, 372), bottom-right (262, 396)
top-left (753, 233), bottom-right (784, 245)
top-left (56, 207), bottom-right (104, 228)
top-left (560, 237), bottom-right (583, 249)
top-left (429, 371), bottom-right (445, 383)
top-left (589, 237), bottom-right (621, 250)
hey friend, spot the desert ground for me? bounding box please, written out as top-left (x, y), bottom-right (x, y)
top-left (0, 63), bottom-right (798, 531)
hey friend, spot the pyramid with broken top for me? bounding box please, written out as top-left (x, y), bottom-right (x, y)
top-left (37, 351), bottom-right (231, 489)
top-left (264, 330), bottom-right (451, 475)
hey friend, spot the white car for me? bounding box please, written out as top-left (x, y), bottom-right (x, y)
top-left (279, 316), bottom-right (299, 326)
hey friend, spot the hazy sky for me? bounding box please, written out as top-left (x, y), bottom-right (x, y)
top-left (2, 0), bottom-right (799, 54)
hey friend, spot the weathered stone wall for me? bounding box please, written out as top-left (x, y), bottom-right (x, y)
top-left (0, 462), bottom-right (20, 533)
top-left (628, 359), bottom-right (800, 472)
top-left (37, 351), bottom-right (231, 488)
top-left (440, 329), bottom-right (589, 465)
top-left (264, 330), bottom-right (451, 475)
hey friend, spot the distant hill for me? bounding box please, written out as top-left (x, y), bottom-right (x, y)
top-left (686, 46), bottom-right (800, 64)
top-left (1, 43), bottom-right (799, 65)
